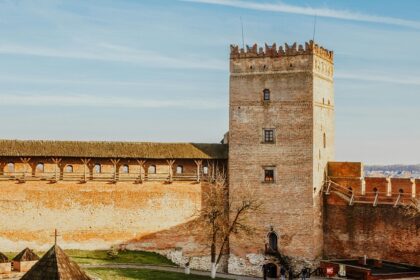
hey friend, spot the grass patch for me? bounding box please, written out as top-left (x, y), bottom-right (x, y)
top-left (86, 268), bottom-right (226, 280)
top-left (66, 250), bottom-right (175, 266)
top-left (4, 250), bottom-right (175, 266)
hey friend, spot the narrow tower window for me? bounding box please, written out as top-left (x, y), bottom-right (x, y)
top-left (263, 88), bottom-right (270, 101)
top-left (323, 133), bottom-right (326, 148)
top-left (264, 167), bottom-right (275, 182)
top-left (263, 129), bottom-right (275, 143)
top-left (268, 231), bottom-right (278, 251)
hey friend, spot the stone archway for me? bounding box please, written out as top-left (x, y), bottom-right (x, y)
top-left (266, 263), bottom-right (278, 278)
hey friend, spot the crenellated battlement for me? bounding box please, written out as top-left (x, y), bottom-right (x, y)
top-left (230, 40), bottom-right (333, 62)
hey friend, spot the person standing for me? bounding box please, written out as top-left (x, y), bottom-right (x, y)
top-left (184, 258), bottom-right (190, 275)
top-left (280, 266), bottom-right (286, 280)
top-left (289, 267), bottom-right (294, 280)
top-left (301, 268), bottom-right (307, 280)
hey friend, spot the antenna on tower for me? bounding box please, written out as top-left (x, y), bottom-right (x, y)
top-left (312, 14), bottom-right (317, 42)
top-left (240, 16), bottom-right (245, 49)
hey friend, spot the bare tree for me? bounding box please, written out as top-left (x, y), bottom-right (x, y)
top-left (402, 198), bottom-right (420, 218)
top-left (196, 163), bottom-right (262, 278)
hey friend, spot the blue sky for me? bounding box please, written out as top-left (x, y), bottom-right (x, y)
top-left (0, 0), bottom-right (419, 164)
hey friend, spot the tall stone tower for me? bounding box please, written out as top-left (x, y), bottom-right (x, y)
top-left (228, 41), bottom-right (335, 275)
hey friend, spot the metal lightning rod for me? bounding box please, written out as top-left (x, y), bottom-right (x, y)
top-left (312, 14), bottom-right (317, 42)
top-left (240, 16), bottom-right (245, 49)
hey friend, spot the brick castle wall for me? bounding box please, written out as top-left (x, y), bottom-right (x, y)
top-left (228, 42), bottom-right (335, 276)
top-left (324, 193), bottom-right (420, 265)
top-left (0, 179), bottom-right (203, 252)
top-left (325, 162), bottom-right (420, 266)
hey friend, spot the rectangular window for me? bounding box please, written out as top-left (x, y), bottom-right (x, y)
top-left (263, 89), bottom-right (270, 101)
top-left (263, 129), bottom-right (274, 143)
top-left (264, 169), bottom-right (274, 182)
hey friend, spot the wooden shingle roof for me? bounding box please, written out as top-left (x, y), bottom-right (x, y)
top-left (20, 245), bottom-right (91, 280)
top-left (0, 252), bottom-right (8, 263)
top-left (0, 139), bottom-right (228, 159)
top-left (13, 248), bottom-right (40, 262)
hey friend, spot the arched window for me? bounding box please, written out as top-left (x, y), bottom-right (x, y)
top-left (36, 163), bottom-right (44, 173)
top-left (7, 162), bottom-right (14, 173)
top-left (203, 166), bottom-right (209, 175)
top-left (65, 165), bottom-right (73, 173)
top-left (399, 189), bottom-right (404, 194)
top-left (121, 164), bottom-right (129, 174)
top-left (94, 163), bottom-right (101, 173)
top-left (348, 187), bottom-right (353, 195)
top-left (148, 165), bottom-right (156, 174)
top-left (323, 133), bottom-right (326, 149)
top-left (263, 88), bottom-right (270, 101)
top-left (176, 165), bottom-right (183, 174)
top-left (268, 231), bottom-right (278, 251)
top-left (373, 187), bottom-right (378, 193)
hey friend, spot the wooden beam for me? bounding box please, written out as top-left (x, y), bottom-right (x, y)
top-left (51, 158), bottom-right (62, 182)
top-left (167, 160), bottom-right (175, 183)
top-left (194, 160), bottom-right (202, 182)
top-left (19, 157), bottom-right (31, 181)
top-left (80, 158), bottom-right (91, 182)
top-left (110, 159), bottom-right (120, 183)
top-left (136, 160), bottom-right (146, 183)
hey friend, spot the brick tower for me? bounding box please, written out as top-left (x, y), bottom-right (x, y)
top-left (228, 41), bottom-right (335, 275)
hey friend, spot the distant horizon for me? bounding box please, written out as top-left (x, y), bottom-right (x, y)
top-left (0, 0), bottom-right (419, 165)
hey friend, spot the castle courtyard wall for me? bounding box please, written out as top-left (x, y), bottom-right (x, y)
top-left (324, 192), bottom-right (420, 266)
top-left (0, 180), bottom-right (204, 252)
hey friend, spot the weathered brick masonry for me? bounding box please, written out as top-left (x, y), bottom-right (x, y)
top-left (228, 41), bottom-right (334, 275)
top-left (0, 41), bottom-right (418, 277)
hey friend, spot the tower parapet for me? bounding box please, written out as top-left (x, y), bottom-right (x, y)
top-left (230, 40), bottom-right (333, 63)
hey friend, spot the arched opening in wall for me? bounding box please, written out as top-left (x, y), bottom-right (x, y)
top-left (121, 164), bottom-right (129, 174)
top-left (36, 163), bottom-right (44, 173)
top-left (265, 263), bottom-right (278, 278)
top-left (65, 165), bottom-right (73, 173)
top-left (176, 165), bottom-right (183, 174)
top-left (267, 231), bottom-right (278, 252)
top-left (7, 162), bottom-right (14, 173)
top-left (348, 187), bottom-right (353, 195)
top-left (373, 187), bottom-right (378, 195)
top-left (94, 163), bottom-right (101, 173)
top-left (323, 133), bottom-right (326, 149)
top-left (322, 98), bottom-right (325, 104)
top-left (148, 165), bottom-right (156, 174)
top-left (399, 189), bottom-right (404, 194)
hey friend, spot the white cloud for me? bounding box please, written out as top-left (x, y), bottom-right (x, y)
top-left (0, 93), bottom-right (224, 109)
top-left (335, 72), bottom-right (420, 86)
top-left (0, 43), bottom-right (225, 70)
top-left (183, 0), bottom-right (420, 29)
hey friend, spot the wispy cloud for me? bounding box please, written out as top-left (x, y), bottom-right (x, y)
top-left (183, 0), bottom-right (420, 29)
top-left (0, 43), bottom-right (225, 70)
top-left (0, 93), bottom-right (224, 109)
top-left (336, 72), bottom-right (420, 86)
